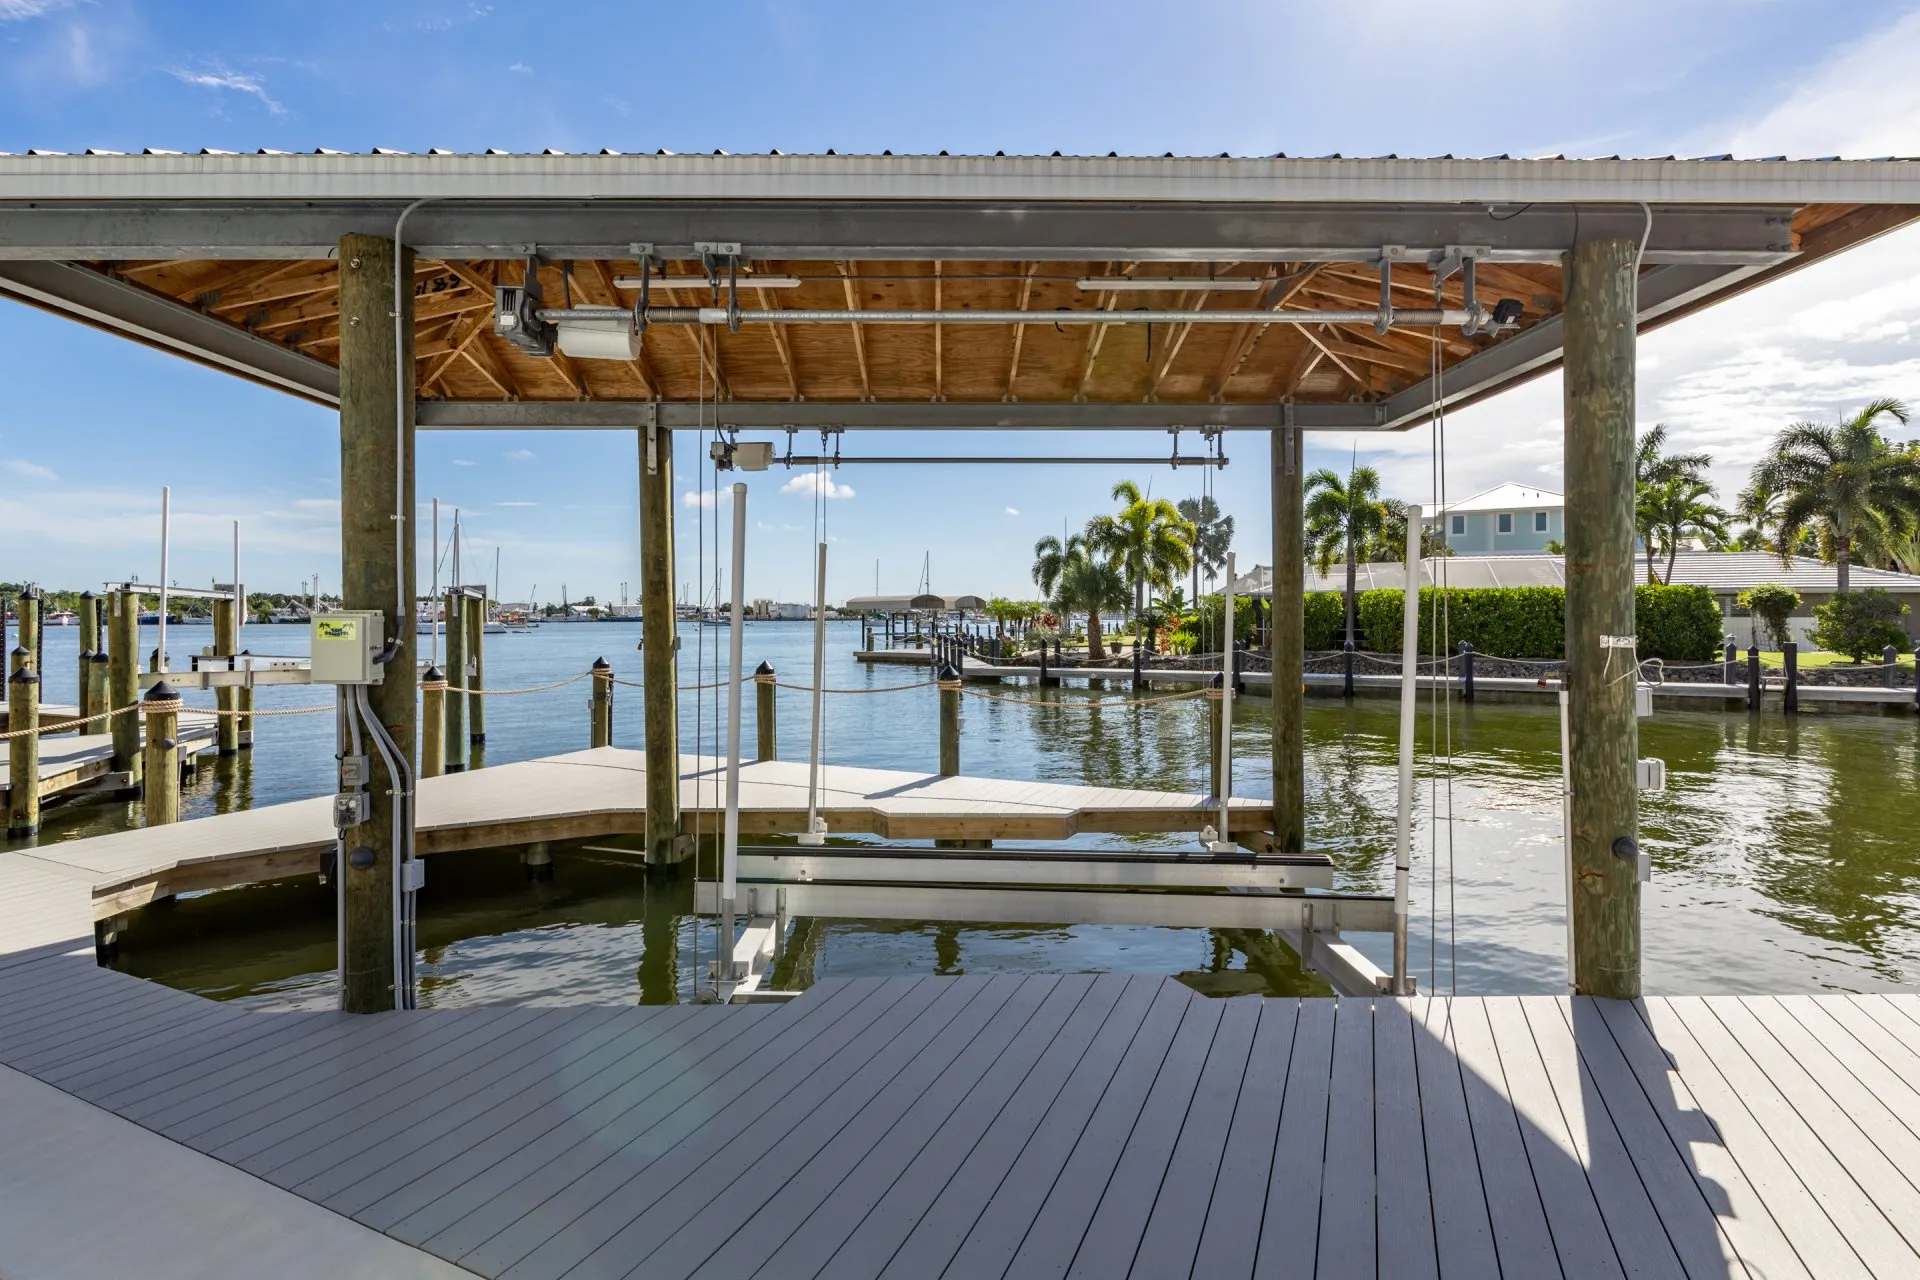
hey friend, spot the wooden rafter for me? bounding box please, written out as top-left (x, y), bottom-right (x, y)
top-left (648, 271), bottom-right (727, 395)
top-left (1073, 261), bottom-right (1136, 402)
top-left (1005, 262), bottom-right (1034, 401)
top-left (1282, 341), bottom-right (1325, 396)
top-left (1210, 264), bottom-right (1323, 400)
top-left (459, 319), bottom-right (516, 399)
top-left (420, 307), bottom-right (496, 395)
top-left (1143, 278), bottom-right (1230, 401)
top-left (838, 261), bottom-right (871, 401)
top-left (178, 260), bottom-right (311, 309)
top-left (932, 260), bottom-right (943, 402)
top-left (1296, 324), bottom-right (1366, 390)
top-left (756, 277), bottom-right (799, 399)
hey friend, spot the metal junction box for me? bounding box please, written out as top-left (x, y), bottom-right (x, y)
top-left (311, 611), bottom-right (385, 685)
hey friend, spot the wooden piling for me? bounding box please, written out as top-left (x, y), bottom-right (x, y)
top-left (237, 650), bottom-right (254, 748)
top-left (76, 592), bottom-right (99, 720)
top-left (212, 587), bottom-right (239, 755)
top-left (420, 667), bottom-right (445, 779)
top-left (87, 652), bottom-right (109, 733)
top-left (590, 657), bottom-right (613, 749)
top-left (140, 681), bottom-right (181, 827)
top-left (753, 660), bottom-right (776, 761)
top-left (1269, 423), bottom-right (1305, 854)
top-left (1206, 676), bottom-right (1224, 798)
top-left (1562, 234), bottom-right (1640, 1000)
top-left (108, 590), bottom-right (141, 786)
top-left (1460, 641), bottom-right (1476, 703)
top-left (442, 589), bottom-right (468, 772)
top-left (1747, 645), bottom-right (1761, 712)
top-left (336, 230), bottom-right (416, 1014)
top-left (6, 664), bottom-right (38, 837)
top-left (938, 665), bottom-right (961, 777)
top-left (16, 590), bottom-right (40, 687)
top-left (639, 421), bottom-right (681, 865)
top-left (1783, 641), bottom-right (1799, 714)
top-left (465, 592), bottom-right (486, 744)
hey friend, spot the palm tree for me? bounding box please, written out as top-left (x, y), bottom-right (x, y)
top-left (1304, 465), bottom-right (1389, 647)
top-left (1371, 498), bottom-right (1449, 562)
top-left (1635, 423), bottom-right (1712, 585)
top-left (1638, 477), bottom-right (1731, 583)
top-left (1030, 532), bottom-right (1086, 600)
top-left (1086, 480), bottom-right (1195, 638)
top-left (1175, 495), bottom-right (1234, 602)
top-left (1741, 398), bottom-right (1920, 592)
top-left (1054, 553), bottom-right (1128, 661)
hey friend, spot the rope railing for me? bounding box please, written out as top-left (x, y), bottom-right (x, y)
top-left (0, 698), bottom-right (334, 741)
top-left (441, 671), bottom-right (590, 697)
top-left (960, 685), bottom-right (1211, 709)
top-left (773, 679), bottom-right (939, 695)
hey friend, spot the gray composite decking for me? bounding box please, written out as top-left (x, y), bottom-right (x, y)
top-left (7, 849), bottom-right (1920, 1277)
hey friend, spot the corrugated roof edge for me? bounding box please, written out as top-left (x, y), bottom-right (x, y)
top-left (11, 149), bottom-right (1920, 162)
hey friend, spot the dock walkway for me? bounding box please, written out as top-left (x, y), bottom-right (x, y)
top-left (6, 761), bottom-right (1920, 1277)
top-left (0, 711), bottom-right (220, 806)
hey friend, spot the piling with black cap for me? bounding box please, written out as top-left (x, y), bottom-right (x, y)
top-left (1460, 641), bottom-right (1476, 703)
top-left (1747, 645), bottom-right (1761, 712)
top-left (1724, 637), bottom-right (1738, 688)
top-left (7, 664), bottom-right (39, 837)
top-left (1342, 639), bottom-right (1355, 698)
top-left (591, 657), bottom-right (614, 749)
top-left (108, 589), bottom-right (140, 786)
top-left (753, 660), bottom-right (776, 761)
top-left (87, 651), bottom-right (109, 733)
top-left (420, 666), bottom-right (446, 779)
top-left (76, 592), bottom-right (99, 719)
top-left (141, 680), bottom-right (181, 826)
top-left (937, 662), bottom-right (962, 777)
top-left (1783, 641), bottom-right (1799, 714)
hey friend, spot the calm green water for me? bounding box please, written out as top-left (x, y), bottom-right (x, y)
top-left (17, 619), bottom-right (1920, 1003)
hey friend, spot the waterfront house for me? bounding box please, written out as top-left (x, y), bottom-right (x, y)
top-left (1428, 482), bottom-right (1564, 554)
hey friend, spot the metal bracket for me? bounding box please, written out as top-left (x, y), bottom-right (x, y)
top-left (1369, 246), bottom-right (1407, 335)
top-left (644, 402), bottom-right (659, 474)
top-left (693, 243), bottom-right (744, 331)
top-left (494, 252), bottom-right (557, 357)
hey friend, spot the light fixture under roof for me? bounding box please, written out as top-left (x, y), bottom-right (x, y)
top-left (613, 275), bottom-right (803, 290)
top-left (1076, 277), bottom-right (1265, 292)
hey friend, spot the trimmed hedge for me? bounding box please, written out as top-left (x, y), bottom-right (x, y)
top-left (1347, 583), bottom-right (1721, 661)
top-left (1303, 591), bottom-right (1344, 649)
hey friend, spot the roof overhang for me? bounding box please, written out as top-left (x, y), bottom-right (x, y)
top-left (3, 153), bottom-right (1916, 429)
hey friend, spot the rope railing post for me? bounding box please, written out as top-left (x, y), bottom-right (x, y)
top-left (6, 663), bottom-right (38, 837)
top-left (753, 660), bottom-right (776, 761)
top-left (443, 588), bottom-right (468, 772)
top-left (1724, 636), bottom-right (1738, 688)
top-left (591, 657), bottom-right (614, 749)
top-left (1131, 638), bottom-right (1143, 691)
top-left (87, 651), bottom-right (109, 734)
top-left (1460, 640), bottom-right (1475, 704)
top-left (938, 663), bottom-right (962, 778)
top-left (420, 666), bottom-right (446, 779)
top-left (109, 589), bottom-right (141, 788)
top-left (76, 591), bottom-right (99, 721)
top-left (141, 681), bottom-right (181, 827)
top-left (1784, 641), bottom-right (1799, 715)
top-left (1913, 645), bottom-right (1919, 713)
top-left (1747, 645), bottom-right (1761, 712)
top-left (1038, 640), bottom-right (1052, 687)
top-left (1342, 639), bottom-right (1355, 699)
top-left (1885, 645), bottom-right (1899, 690)
top-left (237, 650), bottom-right (255, 746)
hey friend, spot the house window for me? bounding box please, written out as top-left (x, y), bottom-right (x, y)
top-left (1450, 515), bottom-right (1465, 536)
top-left (1498, 513), bottom-right (1514, 534)
top-left (1534, 511), bottom-right (1549, 533)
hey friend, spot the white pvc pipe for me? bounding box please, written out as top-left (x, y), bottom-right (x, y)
top-left (806, 539), bottom-right (828, 838)
top-left (1216, 551), bottom-right (1235, 845)
top-left (721, 481), bottom-right (749, 968)
top-left (430, 499), bottom-right (440, 666)
top-left (1392, 505), bottom-right (1422, 995)
top-left (157, 485), bottom-right (170, 674)
top-left (232, 520), bottom-right (242, 647)
top-left (542, 305), bottom-right (1478, 329)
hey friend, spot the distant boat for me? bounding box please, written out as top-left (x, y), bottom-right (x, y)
top-left (45, 610), bottom-right (77, 626)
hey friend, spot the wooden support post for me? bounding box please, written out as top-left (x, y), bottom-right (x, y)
top-left (237, 651), bottom-right (254, 747)
top-left (16, 590), bottom-right (40, 690)
top-left (108, 590), bottom-right (141, 786)
top-left (337, 231), bottom-right (416, 1014)
top-left (1460, 641), bottom-right (1476, 703)
top-left (1885, 644), bottom-right (1899, 689)
top-left (1269, 423), bottom-right (1305, 854)
top-left (938, 665), bottom-right (961, 777)
top-left (6, 664), bottom-right (38, 837)
top-left (590, 657), bottom-right (614, 749)
top-left (76, 592), bottom-right (99, 720)
top-left (87, 652), bottom-right (109, 734)
top-left (442, 589), bottom-right (468, 772)
top-left (1747, 645), bottom-right (1761, 712)
top-left (639, 422), bottom-right (682, 865)
top-left (420, 667), bottom-right (445, 779)
top-left (1783, 641), bottom-right (1799, 714)
top-left (753, 660), bottom-right (776, 761)
top-left (212, 587), bottom-right (239, 755)
top-left (466, 592), bottom-right (486, 744)
top-left (1562, 234), bottom-right (1640, 1000)
top-left (1342, 640), bottom-right (1355, 698)
top-left (1206, 676), bottom-right (1224, 798)
top-left (140, 681), bottom-right (181, 827)
top-left (1724, 637), bottom-right (1738, 688)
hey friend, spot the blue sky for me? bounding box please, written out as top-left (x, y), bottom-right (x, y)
top-left (6, 0), bottom-right (1920, 604)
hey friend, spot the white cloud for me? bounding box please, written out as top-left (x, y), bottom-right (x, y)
top-left (502, 448), bottom-right (535, 462)
top-left (452, 458), bottom-right (477, 467)
top-left (1724, 10), bottom-right (1920, 159)
top-left (171, 67), bottom-right (283, 115)
top-left (781, 472), bottom-right (856, 500)
top-left (0, 0), bottom-right (72, 19)
top-left (681, 488), bottom-right (733, 508)
top-left (4, 458), bottom-right (57, 481)
top-left (507, 62), bottom-right (532, 73)
top-left (496, 500), bottom-right (537, 507)
top-left (1004, 506), bottom-right (1020, 516)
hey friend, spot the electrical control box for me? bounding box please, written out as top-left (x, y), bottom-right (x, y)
top-left (1637, 758), bottom-right (1667, 792)
top-left (311, 611), bottom-right (385, 685)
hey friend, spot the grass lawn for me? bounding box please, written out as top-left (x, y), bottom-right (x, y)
top-left (1753, 649), bottom-right (1905, 668)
